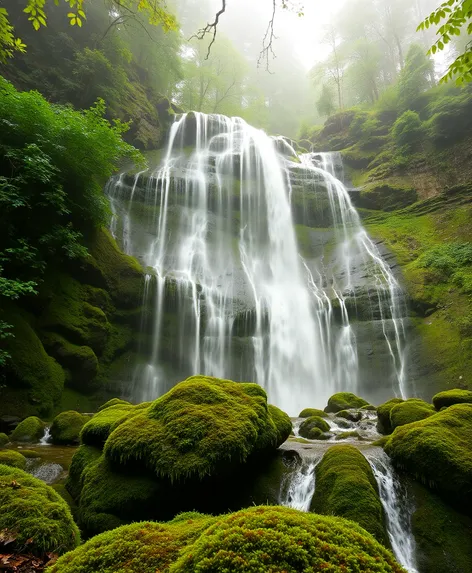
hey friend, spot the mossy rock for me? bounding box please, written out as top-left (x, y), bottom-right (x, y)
top-left (97, 398), bottom-right (132, 412)
top-left (51, 410), bottom-right (89, 445)
top-left (358, 179), bottom-right (417, 211)
top-left (336, 409), bottom-right (362, 422)
top-left (0, 464), bottom-right (80, 556)
top-left (389, 399), bottom-right (435, 431)
top-left (10, 416), bottom-right (45, 442)
top-left (267, 404), bottom-right (292, 444)
top-left (335, 431), bottom-right (364, 441)
top-left (377, 398), bottom-right (404, 434)
top-left (0, 432), bottom-right (9, 447)
top-left (49, 506), bottom-right (405, 573)
top-left (311, 445), bottom-right (388, 544)
top-left (80, 402), bottom-right (137, 447)
top-left (66, 444), bottom-right (103, 500)
top-left (0, 450), bottom-right (26, 469)
top-left (104, 376), bottom-right (287, 481)
top-left (385, 404), bottom-right (472, 511)
top-left (325, 392), bottom-right (371, 413)
top-left (298, 408), bottom-right (328, 418)
top-left (299, 415), bottom-right (330, 439)
top-left (432, 389), bottom-right (472, 410)
top-left (18, 449), bottom-right (41, 458)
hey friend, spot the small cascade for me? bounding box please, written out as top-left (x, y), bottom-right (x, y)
top-left (280, 458), bottom-right (319, 512)
top-left (39, 427), bottom-right (51, 445)
top-left (367, 450), bottom-right (418, 573)
top-left (107, 112), bottom-right (411, 412)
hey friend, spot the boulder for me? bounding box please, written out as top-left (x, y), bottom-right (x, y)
top-left (377, 398), bottom-right (404, 434)
top-left (298, 408), bottom-right (328, 418)
top-left (10, 416), bottom-right (45, 442)
top-left (389, 399), bottom-right (435, 431)
top-left (0, 450), bottom-right (26, 469)
top-left (299, 416), bottom-right (330, 439)
top-left (50, 410), bottom-right (90, 445)
top-left (432, 389), bottom-right (472, 410)
top-left (0, 432), bottom-right (9, 447)
top-left (325, 392), bottom-right (371, 413)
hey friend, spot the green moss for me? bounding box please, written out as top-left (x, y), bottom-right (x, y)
top-left (51, 410), bottom-right (89, 445)
top-left (325, 392), bottom-right (370, 413)
top-left (172, 506), bottom-right (403, 573)
top-left (66, 444), bottom-right (102, 500)
top-left (299, 415), bottom-right (330, 439)
top-left (298, 408), bottom-right (328, 418)
top-left (389, 399), bottom-right (435, 431)
top-left (10, 416), bottom-right (45, 442)
top-left (311, 445), bottom-right (388, 544)
top-left (267, 404), bottom-right (292, 444)
top-left (359, 179), bottom-right (417, 211)
top-left (0, 464), bottom-right (80, 556)
top-left (0, 432), bottom-right (9, 447)
top-left (336, 409), bottom-right (362, 422)
top-left (0, 450), bottom-right (27, 469)
top-left (287, 436), bottom-right (311, 444)
top-left (335, 431), bottom-right (364, 440)
top-left (2, 308), bottom-right (65, 415)
top-left (377, 398), bottom-right (404, 434)
top-left (80, 403), bottom-right (136, 447)
top-left (104, 376), bottom-right (285, 481)
top-left (19, 449), bottom-right (42, 458)
top-left (385, 404), bottom-right (472, 511)
top-left (48, 515), bottom-right (217, 573)
top-left (432, 389), bottom-right (472, 410)
top-left (97, 397), bottom-right (132, 411)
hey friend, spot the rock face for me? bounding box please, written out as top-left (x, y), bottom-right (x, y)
top-left (48, 506), bottom-right (405, 573)
top-left (67, 376), bottom-right (293, 535)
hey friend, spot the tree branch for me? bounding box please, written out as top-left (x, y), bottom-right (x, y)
top-left (258, 0), bottom-right (277, 72)
top-left (189, 0), bottom-right (227, 60)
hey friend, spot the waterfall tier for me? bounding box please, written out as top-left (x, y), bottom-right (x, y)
top-left (107, 112), bottom-right (411, 414)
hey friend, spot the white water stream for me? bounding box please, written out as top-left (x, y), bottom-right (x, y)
top-left (107, 112), bottom-right (409, 413)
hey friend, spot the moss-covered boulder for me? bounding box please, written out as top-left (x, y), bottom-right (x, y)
top-left (0, 450), bottom-right (27, 469)
top-left (10, 416), bottom-right (45, 442)
top-left (0, 432), bottom-right (9, 446)
top-left (377, 398), bottom-right (404, 434)
top-left (50, 410), bottom-right (89, 445)
top-left (80, 402), bottom-right (137, 447)
top-left (336, 409), bottom-right (362, 422)
top-left (298, 408), bottom-right (328, 418)
top-left (104, 376), bottom-right (288, 481)
top-left (299, 415), bottom-right (330, 439)
top-left (97, 397), bottom-right (132, 412)
top-left (311, 445), bottom-right (388, 544)
top-left (432, 389), bottom-right (472, 410)
top-left (66, 444), bottom-right (103, 500)
top-left (385, 404), bottom-right (472, 511)
top-left (0, 464), bottom-right (80, 556)
top-left (267, 404), bottom-right (292, 444)
top-left (325, 392), bottom-right (371, 413)
top-left (389, 399), bottom-right (435, 431)
top-left (48, 506), bottom-right (405, 573)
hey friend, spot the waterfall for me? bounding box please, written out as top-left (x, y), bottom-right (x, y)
top-left (39, 426), bottom-right (51, 445)
top-left (107, 112), bottom-right (409, 413)
top-left (367, 450), bottom-right (418, 573)
top-left (279, 456), bottom-right (320, 512)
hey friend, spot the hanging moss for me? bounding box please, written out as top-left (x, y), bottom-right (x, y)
top-left (325, 392), bottom-right (371, 413)
top-left (298, 408), bottom-right (328, 418)
top-left (0, 464), bottom-right (80, 556)
top-left (50, 410), bottom-right (90, 445)
top-left (377, 398), bottom-right (404, 434)
top-left (385, 404), bottom-right (472, 511)
top-left (432, 388), bottom-right (472, 410)
top-left (0, 450), bottom-right (27, 469)
top-left (311, 445), bottom-right (388, 545)
top-left (389, 399), bottom-right (435, 431)
top-left (299, 415), bottom-right (330, 439)
top-left (104, 376), bottom-right (286, 481)
top-left (10, 416), bottom-right (45, 442)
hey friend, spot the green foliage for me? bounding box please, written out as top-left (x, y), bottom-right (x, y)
top-left (325, 392), bottom-right (371, 413)
top-left (389, 399), bottom-right (435, 431)
top-left (298, 408), bottom-right (328, 418)
top-left (50, 410), bottom-right (89, 444)
top-left (0, 463), bottom-right (80, 556)
top-left (172, 506), bottom-right (402, 573)
top-left (104, 376), bottom-right (288, 481)
top-left (433, 388), bottom-right (472, 409)
top-left (299, 415), bottom-right (330, 439)
top-left (391, 111), bottom-right (425, 149)
top-left (311, 445), bottom-right (388, 544)
top-left (317, 84), bottom-right (336, 117)
top-left (0, 450), bottom-right (27, 469)
top-left (385, 404), bottom-right (472, 511)
top-left (397, 44), bottom-right (434, 110)
top-left (10, 416), bottom-right (45, 442)
top-left (418, 0), bottom-right (472, 84)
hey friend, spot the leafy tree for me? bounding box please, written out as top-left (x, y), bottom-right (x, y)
top-left (397, 43), bottom-right (435, 109)
top-left (391, 109), bottom-right (425, 148)
top-left (418, 0), bottom-right (472, 83)
top-left (317, 84), bottom-right (336, 117)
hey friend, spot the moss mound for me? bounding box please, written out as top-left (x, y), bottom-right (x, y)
top-left (433, 389), bottom-right (472, 410)
top-left (80, 402), bottom-right (136, 447)
top-left (171, 506), bottom-right (403, 573)
top-left (337, 409), bottom-right (362, 422)
top-left (97, 397), bottom-right (131, 412)
top-left (377, 398), bottom-right (404, 434)
top-left (298, 408), bottom-right (328, 418)
top-left (389, 399), bottom-right (435, 431)
top-left (104, 376), bottom-right (287, 480)
top-left (10, 416), bottom-right (45, 442)
top-left (0, 432), bottom-right (9, 447)
top-left (0, 450), bottom-right (27, 469)
top-left (66, 444), bottom-right (102, 500)
top-left (267, 404), bottom-right (292, 444)
top-left (385, 404), bottom-right (472, 511)
top-left (51, 410), bottom-right (89, 445)
top-left (0, 464), bottom-right (80, 556)
top-left (299, 415), bottom-right (330, 439)
top-left (325, 392), bottom-right (370, 413)
top-left (311, 445), bottom-right (388, 544)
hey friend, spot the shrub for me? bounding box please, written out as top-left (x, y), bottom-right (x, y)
top-left (311, 445), bottom-right (388, 544)
top-left (433, 389), bottom-right (472, 410)
top-left (10, 416), bottom-right (45, 442)
top-left (391, 110), bottom-right (424, 149)
top-left (0, 464), bottom-right (80, 556)
top-left (50, 410), bottom-right (89, 445)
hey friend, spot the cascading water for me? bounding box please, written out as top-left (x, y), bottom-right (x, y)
top-left (107, 112), bottom-right (410, 413)
top-left (367, 450), bottom-right (418, 573)
top-left (279, 457), bottom-right (319, 512)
